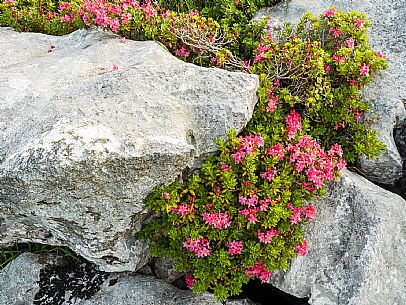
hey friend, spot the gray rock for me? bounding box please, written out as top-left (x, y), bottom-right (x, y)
top-left (270, 170), bottom-right (406, 305)
top-left (0, 28), bottom-right (259, 272)
top-left (154, 256), bottom-right (184, 283)
top-left (0, 253), bottom-right (256, 305)
top-left (255, 0), bottom-right (406, 184)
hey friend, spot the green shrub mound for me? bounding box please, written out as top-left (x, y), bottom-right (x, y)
top-left (0, 1), bottom-right (386, 301)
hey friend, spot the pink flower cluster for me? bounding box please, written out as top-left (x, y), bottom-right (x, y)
top-left (185, 273), bottom-right (198, 289)
top-left (183, 237), bottom-right (211, 258)
top-left (254, 43), bottom-right (271, 63)
top-left (294, 240), bottom-right (309, 256)
top-left (287, 135), bottom-right (346, 189)
top-left (360, 63), bottom-right (370, 76)
top-left (172, 204), bottom-right (194, 218)
top-left (266, 90), bottom-right (279, 112)
top-left (267, 143), bottom-right (285, 160)
top-left (257, 228), bottom-right (279, 244)
top-left (289, 203), bottom-right (316, 224)
top-left (324, 7), bottom-right (336, 18)
top-left (260, 168), bottom-right (277, 181)
top-left (221, 162), bottom-right (232, 172)
top-left (332, 55), bottom-right (346, 63)
top-left (285, 110), bottom-right (302, 139)
top-left (231, 135), bottom-right (264, 164)
top-left (227, 240), bottom-right (243, 255)
top-left (202, 211), bottom-right (231, 229)
top-left (59, 0), bottom-right (157, 32)
top-left (239, 194), bottom-right (260, 224)
top-left (245, 261), bottom-right (272, 283)
top-left (345, 38), bottom-right (355, 50)
top-left (175, 45), bottom-right (190, 57)
top-left (329, 27), bottom-right (341, 38)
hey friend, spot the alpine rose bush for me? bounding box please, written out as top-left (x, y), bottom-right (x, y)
top-left (0, 1), bottom-right (387, 301)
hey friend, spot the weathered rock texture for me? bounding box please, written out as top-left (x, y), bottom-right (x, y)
top-left (269, 170), bottom-right (406, 305)
top-left (0, 253), bottom-right (257, 305)
top-left (0, 28), bottom-right (259, 272)
top-left (255, 0), bottom-right (406, 185)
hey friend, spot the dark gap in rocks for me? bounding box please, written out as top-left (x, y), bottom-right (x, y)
top-left (173, 276), bottom-right (309, 305)
top-left (234, 279), bottom-right (309, 305)
top-left (34, 258), bottom-right (110, 305)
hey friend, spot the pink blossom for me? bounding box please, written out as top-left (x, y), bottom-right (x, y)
top-left (334, 121), bottom-right (346, 130)
top-left (329, 27), bottom-right (341, 38)
top-left (285, 110), bottom-right (302, 139)
top-left (183, 237), bottom-right (211, 258)
top-left (257, 228), bottom-right (279, 243)
top-left (175, 45), bottom-right (190, 58)
top-left (163, 192), bottom-right (170, 200)
top-left (260, 168), bottom-right (277, 181)
top-left (58, 2), bottom-right (71, 11)
top-left (294, 240), bottom-right (309, 256)
top-left (113, 64), bottom-right (118, 71)
top-left (324, 64), bottom-right (331, 74)
top-left (324, 7), bottom-right (336, 18)
top-left (220, 162), bottom-right (232, 172)
top-left (172, 204), bottom-right (194, 218)
top-left (239, 195), bottom-right (259, 207)
top-left (274, 79), bottom-right (280, 87)
top-left (290, 208), bottom-right (302, 224)
top-left (202, 211), bottom-right (231, 229)
top-left (354, 19), bottom-right (364, 28)
top-left (60, 15), bottom-right (72, 23)
top-left (345, 38), bottom-right (355, 50)
top-left (302, 204), bottom-right (316, 220)
top-left (336, 158), bottom-right (347, 170)
top-left (228, 241), bottom-right (243, 255)
top-left (374, 51), bottom-right (384, 58)
top-left (332, 55), bottom-right (346, 63)
top-left (360, 63), bottom-right (370, 76)
top-left (266, 92), bottom-right (279, 112)
top-left (267, 143), bottom-right (285, 160)
top-left (5, 0), bottom-right (15, 4)
top-left (328, 143), bottom-right (343, 158)
top-left (245, 261), bottom-right (272, 283)
top-left (239, 207), bottom-right (260, 224)
top-left (185, 274), bottom-right (197, 289)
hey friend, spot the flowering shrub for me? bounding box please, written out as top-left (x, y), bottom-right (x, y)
top-left (1, 1), bottom-right (387, 301)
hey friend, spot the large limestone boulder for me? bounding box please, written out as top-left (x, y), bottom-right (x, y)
top-left (0, 252), bottom-right (257, 305)
top-left (255, 0), bottom-right (406, 185)
top-left (0, 28), bottom-right (259, 272)
top-left (269, 170), bottom-right (406, 305)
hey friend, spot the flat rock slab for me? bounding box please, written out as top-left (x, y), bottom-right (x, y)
top-left (0, 253), bottom-right (257, 305)
top-left (270, 170), bottom-right (406, 305)
top-left (0, 28), bottom-right (259, 272)
top-left (255, 0), bottom-right (406, 185)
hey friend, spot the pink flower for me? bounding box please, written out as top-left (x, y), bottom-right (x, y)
top-left (267, 143), bottom-right (285, 160)
top-left (220, 162), bottom-right (232, 172)
top-left (290, 208), bottom-right (302, 224)
top-left (183, 237), bottom-right (211, 258)
top-left (163, 192), bottom-right (170, 200)
top-left (294, 240), bottom-right (309, 256)
top-left (260, 168), bottom-right (277, 181)
top-left (324, 64), bottom-right (331, 74)
top-left (302, 204), bottom-right (316, 220)
top-left (354, 19), bottom-right (364, 28)
top-left (257, 228), bottom-right (279, 244)
top-left (360, 63), bottom-right (370, 76)
top-left (202, 211), bottom-right (231, 229)
top-left (324, 7), bottom-right (336, 18)
top-left (330, 27), bottom-right (341, 38)
top-left (185, 274), bottom-right (197, 289)
top-left (245, 261), bottom-right (272, 283)
top-left (113, 64), bottom-right (119, 71)
top-left (60, 15), bottom-right (72, 23)
top-left (228, 241), bottom-right (243, 255)
top-left (332, 55), bottom-right (346, 63)
top-left (58, 2), bottom-right (71, 10)
top-left (285, 110), bottom-right (302, 139)
top-left (345, 38), bottom-right (355, 50)
top-left (266, 92), bottom-right (279, 112)
top-left (5, 0), bottom-right (15, 4)
top-left (172, 204), bottom-right (194, 218)
top-left (375, 51), bottom-right (385, 58)
top-left (274, 79), bottom-right (280, 87)
top-left (175, 45), bottom-right (190, 58)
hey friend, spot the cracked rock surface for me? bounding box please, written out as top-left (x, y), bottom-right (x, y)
top-left (0, 27), bottom-right (259, 272)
